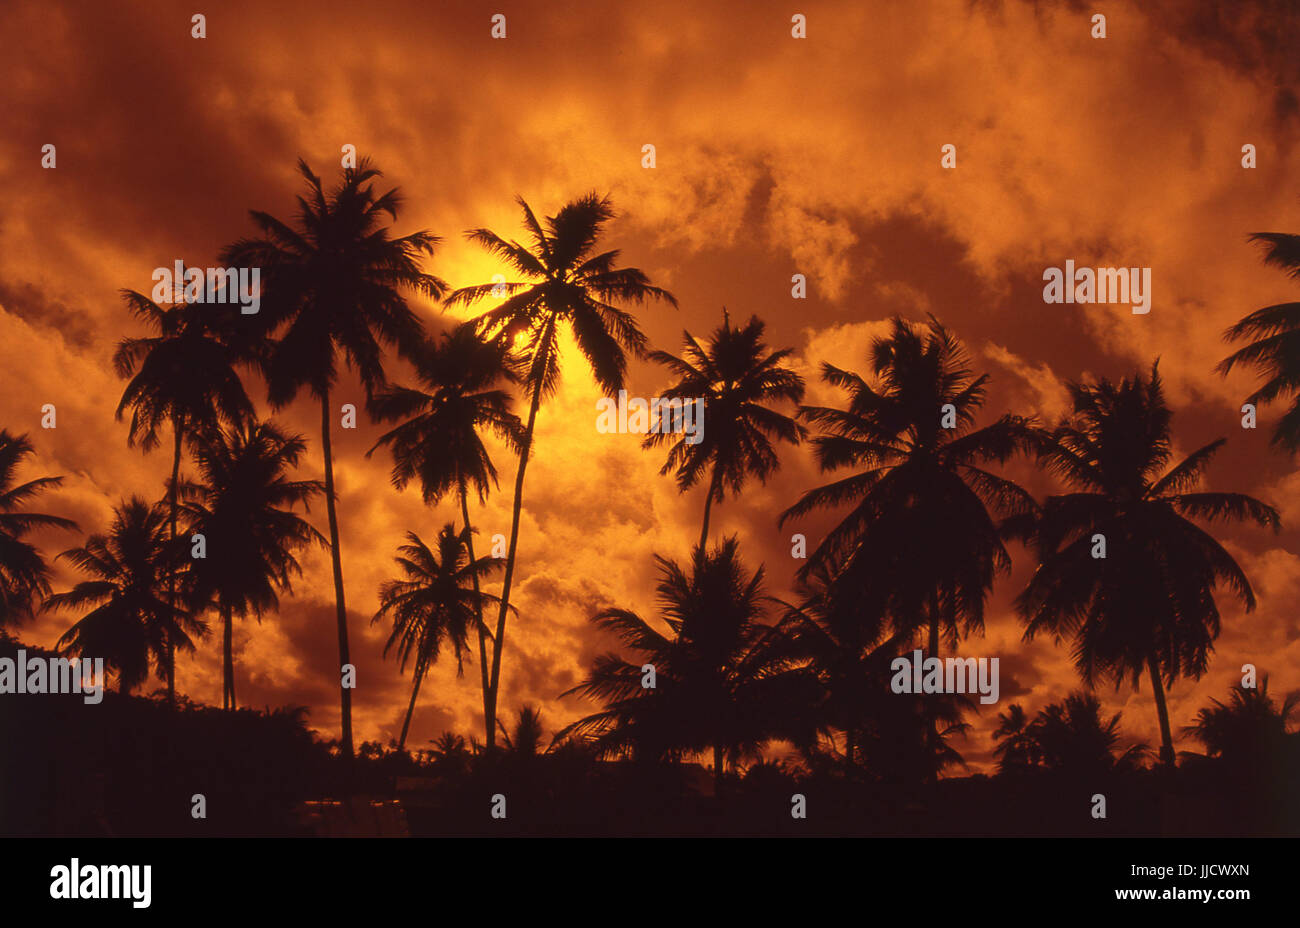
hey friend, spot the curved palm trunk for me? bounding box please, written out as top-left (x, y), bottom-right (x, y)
top-left (1148, 653), bottom-right (1176, 766)
top-left (320, 391), bottom-right (354, 759)
top-left (485, 382), bottom-right (543, 751)
top-left (926, 591), bottom-right (942, 781)
top-left (222, 604), bottom-right (234, 710)
top-left (398, 654), bottom-right (427, 753)
top-left (165, 424), bottom-right (182, 707)
top-left (698, 465), bottom-right (721, 554)
top-left (461, 487), bottom-right (493, 746)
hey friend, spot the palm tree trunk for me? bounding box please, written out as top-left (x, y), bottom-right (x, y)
top-left (165, 423), bottom-right (181, 707)
top-left (398, 655), bottom-right (426, 753)
top-left (320, 391), bottom-right (354, 759)
top-left (486, 381), bottom-right (543, 751)
top-left (222, 604), bottom-right (234, 710)
top-left (461, 486), bottom-right (493, 746)
top-left (1148, 653), bottom-right (1176, 766)
top-left (713, 742), bottom-right (724, 797)
top-left (699, 465), bottom-right (721, 553)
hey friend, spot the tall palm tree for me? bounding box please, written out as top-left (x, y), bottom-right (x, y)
top-left (645, 310), bottom-right (805, 550)
top-left (367, 324), bottom-right (524, 741)
top-left (181, 420), bottom-right (325, 710)
top-left (373, 525), bottom-right (507, 752)
top-left (47, 497), bottom-right (202, 695)
top-left (446, 193), bottom-right (675, 749)
top-left (222, 157), bottom-right (446, 757)
top-left (1184, 675), bottom-right (1299, 761)
top-left (558, 538), bottom-right (820, 794)
top-left (781, 315), bottom-right (1036, 660)
top-left (0, 431), bottom-right (78, 626)
top-left (1014, 362), bottom-right (1280, 766)
top-left (1217, 232), bottom-right (1300, 452)
top-left (113, 283), bottom-right (254, 703)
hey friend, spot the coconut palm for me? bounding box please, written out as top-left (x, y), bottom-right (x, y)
top-left (446, 193), bottom-right (675, 749)
top-left (558, 538), bottom-right (820, 793)
top-left (1005, 693), bottom-right (1150, 774)
top-left (645, 310), bottom-right (805, 550)
top-left (180, 420), bottom-right (325, 710)
top-left (1014, 362), bottom-right (1280, 766)
top-left (1184, 675), bottom-right (1299, 761)
top-left (47, 497), bottom-right (202, 695)
top-left (781, 315), bottom-right (1036, 659)
top-left (0, 431), bottom-right (78, 626)
top-left (113, 282), bottom-right (254, 703)
top-left (367, 324), bottom-right (524, 741)
top-left (222, 157), bottom-right (446, 757)
top-left (1217, 232), bottom-right (1300, 452)
top-left (373, 525), bottom-right (508, 752)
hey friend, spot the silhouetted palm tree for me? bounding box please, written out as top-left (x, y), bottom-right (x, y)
top-left (373, 525), bottom-right (507, 751)
top-left (998, 693), bottom-right (1149, 775)
top-left (499, 704), bottom-right (547, 758)
top-left (559, 538), bottom-right (819, 793)
top-left (1014, 363), bottom-right (1280, 766)
top-left (113, 283), bottom-right (254, 703)
top-left (48, 498), bottom-right (202, 695)
top-left (782, 316), bottom-right (1036, 660)
top-left (1217, 232), bottom-right (1300, 452)
top-left (645, 310), bottom-right (805, 550)
top-left (1184, 675), bottom-right (1299, 761)
top-left (223, 157), bottom-right (446, 757)
top-left (0, 431), bottom-right (77, 626)
top-left (367, 324), bottom-right (524, 741)
top-left (447, 193), bottom-right (675, 749)
top-left (181, 420), bottom-right (325, 710)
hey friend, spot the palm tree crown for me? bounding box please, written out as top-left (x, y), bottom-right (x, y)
top-left (48, 497), bottom-right (201, 695)
top-left (1218, 232), bottom-right (1300, 452)
top-left (645, 310), bottom-right (805, 550)
top-left (0, 431), bottom-right (77, 626)
top-left (1014, 362), bottom-right (1280, 764)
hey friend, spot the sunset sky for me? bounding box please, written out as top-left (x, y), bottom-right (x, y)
top-left (2, 0), bottom-right (1298, 772)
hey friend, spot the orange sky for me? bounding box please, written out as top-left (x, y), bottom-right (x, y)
top-left (2, 0), bottom-right (1298, 771)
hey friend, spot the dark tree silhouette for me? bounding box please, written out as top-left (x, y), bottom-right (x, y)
top-left (181, 420), bottom-right (324, 710)
top-left (48, 498), bottom-right (202, 695)
top-left (645, 310), bottom-right (805, 550)
top-left (113, 282), bottom-right (254, 703)
top-left (373, 525), bottom-right (507, 751)
top-left (1013, 363), bottom-right (1280, 766)
top-left (782, 315), bottom-right (1036, 660)
top-left (446, 193), bottom-right (675, 749)
top-left (1218, 231), bottom-right (1300, 452)
top-left (559, 538), bottom-right (820, 794)
top-left (994, 693), bottom-right (1149, 775)
top-left (1184, 675), bottom-right (1299, 762)
top-left (222, 157), bottom-right (446, 757)
top-left (368, 324), bottom-right (524, 742)
top-left (0, 430), bottom-right (77, 626)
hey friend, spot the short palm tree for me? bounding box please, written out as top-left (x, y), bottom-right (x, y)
top-left (223, 157), bottom-right (446, 757)
top-left (1217, 232), bottom-right (1300, 452)
top-left (1014, 362), bottom-right (1280, 766)
top-left (645, 310), bottom-right (805, 550)
top-left (373, 525), bottom-right (508, 752)
top-left (48, 497), bottom-right (202, 695)
top-left (446, 193), bottom-right (675, 749)
top-left (782, 315), bottom-right (1036, 658)
top-left (1184, 675), bottom-right (1299, 761)
top-left (181, 420), bottom-right (325, 710)
top-left (559, 538), bottom-right (820, 794)
top-left (0, 431), bottom-right (78, 626)
top-left (367, 323), bottom-right (524, 741)
top-left (1015, 692), bottom-right (1150, 774)
top-left (113, 283), bottom-right (254, 702)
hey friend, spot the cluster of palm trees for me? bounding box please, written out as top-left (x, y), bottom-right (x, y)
top-left (0, 156), bottom-right (1296, 781)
